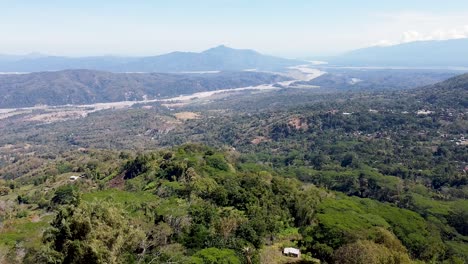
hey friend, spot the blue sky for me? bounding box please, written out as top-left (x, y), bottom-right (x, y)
top-left (1, 0), bottom-right (468, 57)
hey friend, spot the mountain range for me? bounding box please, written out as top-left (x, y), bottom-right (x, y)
top-left (329, 38), bottom-right (468, 67)
top-left (3, 39), bottom-right (468, 72)
top-left (0, 46), bottom-right (304, 73)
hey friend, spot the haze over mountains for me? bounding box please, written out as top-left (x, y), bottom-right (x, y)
top-left (1, 40), bottom-right (467, 108)
top-left (2, 39), bottom-right (468, 74)
top-left (0, 45), bottom-right (304, 73)
top-left (330, 38), bottom-right (468, 67)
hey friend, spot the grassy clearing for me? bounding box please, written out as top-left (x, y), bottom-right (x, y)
top-left (0, 214), bottom-right (53, 248)
top-left (82, 189), bottom-right (156, 204)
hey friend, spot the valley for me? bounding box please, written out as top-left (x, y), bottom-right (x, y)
top-left (0, 66), bottom-right (325, 124)
top-left (3, 1), bottom-right (468, 263)
top-left (0, 37), bottom-right (467, 264)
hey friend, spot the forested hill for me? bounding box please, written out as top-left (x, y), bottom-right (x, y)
top-left (0, 72), bottom-right (466, 263)
top-left (1, 144), bottom-right (466, 263)
top-left (0, 89), bottom-right (467, 262)
top-left (0, 70), bottom-right (289, 108)
top-left (413, 73), bottom-right (468, 108)
top-left (292, 69), bottom-right (458, 91)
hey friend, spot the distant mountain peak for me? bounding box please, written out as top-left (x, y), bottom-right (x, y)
top-left (202, 45), bottom-right (237, 53)
top-left (214, 44), bottom-right (229, 49)
top-left (201, 45), bottom-right (261, 55)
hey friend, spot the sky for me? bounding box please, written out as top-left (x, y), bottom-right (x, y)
top-left (1, 0), bottom-right (468, 58)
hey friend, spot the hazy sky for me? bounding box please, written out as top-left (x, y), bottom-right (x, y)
top-left (2, 0), bottom-right (468, 58)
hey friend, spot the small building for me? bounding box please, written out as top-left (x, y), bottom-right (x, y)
top-left (283, 247), bottom-right (301, 258)
top-left (417, 109), bottom-right (434, 115)
top-left (69, 175), bottom-right (80, 181)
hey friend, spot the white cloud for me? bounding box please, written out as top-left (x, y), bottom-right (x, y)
top-left (372, 25), bottom-right (468, 47)
top-left (370, 40), bottom-right (397, 47)
top-left (401, 31), bottom-right (424, 42)
top-left (368, 11), bottom-right (468, 47)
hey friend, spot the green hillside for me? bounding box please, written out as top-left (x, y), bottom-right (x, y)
top-left (0, 74), bottom-right (466, 263)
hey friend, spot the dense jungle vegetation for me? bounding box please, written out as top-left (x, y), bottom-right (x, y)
top-left (0, 74), bottom-right (466, 263)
